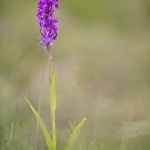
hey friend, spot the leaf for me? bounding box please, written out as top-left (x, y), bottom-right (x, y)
top-left (65, 117), bottom-right (87, 150)
top-left (50, 70), bottom-right (56, 112)
top-left (50, 69), bottom-right (57, 148)
top-left (24, 96), bottom-right (55, 150)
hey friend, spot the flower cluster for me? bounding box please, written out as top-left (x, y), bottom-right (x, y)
top-left (36, 0), bottom-right (59, 49)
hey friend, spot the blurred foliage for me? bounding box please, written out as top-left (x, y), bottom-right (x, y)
top-left (0, 0), bottom-right (150, 149)
top-left (61, 0), bottom-right (150, 30)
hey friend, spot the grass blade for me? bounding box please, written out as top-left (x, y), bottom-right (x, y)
top-left (65, 117), bottom-right (87, 150)
top-left (24, 96), bottom-right (55, 150)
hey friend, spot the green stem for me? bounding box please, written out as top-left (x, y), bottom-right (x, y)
top-left (48, 47), bottom-right (56, 150)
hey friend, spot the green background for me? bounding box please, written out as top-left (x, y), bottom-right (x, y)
top-left (1, 0), bottom-right (150, 149)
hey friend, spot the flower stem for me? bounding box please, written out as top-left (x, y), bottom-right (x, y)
top-left (48, 47), bottom-right (56, 150)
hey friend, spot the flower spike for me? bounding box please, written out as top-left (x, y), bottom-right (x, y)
top-left (36, 0), bottom-right (59, 49)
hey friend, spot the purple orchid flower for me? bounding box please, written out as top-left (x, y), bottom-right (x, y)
top-left (36, 0), bottom-right (59, 49)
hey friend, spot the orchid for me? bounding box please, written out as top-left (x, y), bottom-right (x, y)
top-left (36, 0), bottom-right (59, 49)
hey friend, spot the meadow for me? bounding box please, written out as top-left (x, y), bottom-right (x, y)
top-left (1, 0), bottom-right (150, 149)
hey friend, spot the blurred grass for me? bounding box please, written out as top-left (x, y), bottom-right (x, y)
top-left (0, 0), bottom-right (150, 149)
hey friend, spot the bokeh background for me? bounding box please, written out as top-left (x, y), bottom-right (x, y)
top-left (1, 0), bottom-right (150, 149)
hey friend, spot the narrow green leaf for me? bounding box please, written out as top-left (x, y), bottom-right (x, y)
top-left (24, 96), bottom-right (55, 150)
top-left (50, 69), bottom-right (57, 149)
top-left (65, 117), bottom-right (87, 150)
top-left (50, 70), bottom-right (56, 111)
